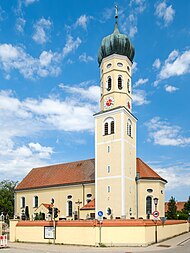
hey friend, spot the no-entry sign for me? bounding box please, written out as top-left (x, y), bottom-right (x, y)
top-left (152, 210), bottom-right (160, 218)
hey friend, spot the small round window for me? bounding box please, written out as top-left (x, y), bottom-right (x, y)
top-left (67, 195), bottom-right (72, 199)
top-left (107, 63), bottom-right (112, 69)
top-left (117, 62), bottom-right (123, 67)
top-left (87, 193), bottom-right (92, 198)
top-left (147, 189), bottom-right (153, 193)
top-left (127, 66), bottom-right (130, 72)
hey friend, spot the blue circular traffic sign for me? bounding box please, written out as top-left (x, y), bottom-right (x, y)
top-left (98, 211), bottom-right (103, 217)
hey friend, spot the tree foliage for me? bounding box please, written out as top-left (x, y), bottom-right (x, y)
top-left (166, 196), bottom-right (177, 220)
top-left (0, 180), bottom-right (18, 218)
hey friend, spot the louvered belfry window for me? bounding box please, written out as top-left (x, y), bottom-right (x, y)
top-left (118, 76), bottom-right (122, 90)
top-left (111, 121), bottom-right (114, 134)
top-left (107, 77), bottom-right (112, 91)
top-left (104, 122), bottom-right (109, 135)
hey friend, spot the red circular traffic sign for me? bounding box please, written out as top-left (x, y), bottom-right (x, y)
top-left (152, 210), bottom-right (160, 218)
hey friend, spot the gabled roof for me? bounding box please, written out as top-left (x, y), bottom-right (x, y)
top-left (136, 158), bottom-right (167, 183)
top-left (165, 201), bottom-right (185, 212)
top-left (81, 199), bottom-right (95, 210)
top-left (15, 157), bottom-right (166, 191)
top-left (16, 158), bottom-right (95, 191)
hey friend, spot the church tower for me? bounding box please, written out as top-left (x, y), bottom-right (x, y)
top-left (94, 8), bottom-right (137, 219)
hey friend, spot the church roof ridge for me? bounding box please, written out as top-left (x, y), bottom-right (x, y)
top-left (15, 157), bottom-right (166, 191)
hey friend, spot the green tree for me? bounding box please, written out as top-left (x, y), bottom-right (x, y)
top-left (0, 180), bottom-right (18, 218)
top-left (183, 196), bottom-right (190, 213)
top-left (167, 196), bottom-right (177, 220)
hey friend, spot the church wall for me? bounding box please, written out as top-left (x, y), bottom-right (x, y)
top-left (15, 183), bottom-right (95, 220)
top-left (137, 180), bottom-right (165, 219)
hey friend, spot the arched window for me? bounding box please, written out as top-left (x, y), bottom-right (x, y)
top-left (67, 201), bottom-right (73, 217)
top-left (33, 196), bottom-right (38, 208)
top-left (118, 76), bottom-right (123, 90)
top-left (110, 121), bottom-right (114, 134)
top-left (146, 196), bottom-right (152, 216)
top-left (20, 197), bottom-right (25, 208)
top-left (86, 193), bottom-right (92, 204)
top-left (104, 122), bottom-right (108, 135)
top-left (103, 117), bottom-right (115, 135)
top-left (107, 76), bottom-right (112, 91)
top-left (127, 79), bottom-right (130, 93)
top-left (127, 119), bottom-right (132, 137)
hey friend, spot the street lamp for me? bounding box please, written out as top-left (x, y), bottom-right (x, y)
top-left (153, 197), bottom-right (159, 243)
top-left (153, 197), bottom-right (158, 209)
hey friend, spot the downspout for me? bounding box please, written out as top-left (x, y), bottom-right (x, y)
top-left (82, 184), bottom-right (85, 206)
top-left (136, 172), bottom-right (140, 219)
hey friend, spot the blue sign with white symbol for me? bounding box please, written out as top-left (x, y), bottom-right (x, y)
top-left (98, 211), bottom-right (103, 217)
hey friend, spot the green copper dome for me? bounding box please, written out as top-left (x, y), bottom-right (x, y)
top-left (98, 22), bottom-right (135, 66)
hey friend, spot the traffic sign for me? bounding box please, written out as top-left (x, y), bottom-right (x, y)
top-left (98, 211), bottom-right (103, 217)
top-left (152, 210), bottom-right (160, 218)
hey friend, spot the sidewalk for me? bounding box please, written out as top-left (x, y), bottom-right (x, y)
top-left (8, 232), bottom-right (190, 253)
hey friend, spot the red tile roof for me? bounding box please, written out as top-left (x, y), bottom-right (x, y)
top-left (136, 158), bottom-right (167, 182)
top-left (15, 157), bottom-right (166, 191)
top-left (16, 158), bottom-right (95, 191)
top-left (165, 201), bottom-right (185, 212)
top-left (81, 199), bottom-right (95, 210)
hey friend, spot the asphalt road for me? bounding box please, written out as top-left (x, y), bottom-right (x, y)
top-left (5, 233), bottom-right (190, 253)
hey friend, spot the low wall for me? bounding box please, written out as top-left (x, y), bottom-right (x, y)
top-left (10, 219), bottom-right (189, 246)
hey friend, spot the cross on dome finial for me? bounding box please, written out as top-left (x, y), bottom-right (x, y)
top-left (115, 5), bottom-right (118, 19)
top-left (114, 5), bottom-right (119, 33)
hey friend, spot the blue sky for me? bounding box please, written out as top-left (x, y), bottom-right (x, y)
top-left (0, 0), bottom-right (190, 201)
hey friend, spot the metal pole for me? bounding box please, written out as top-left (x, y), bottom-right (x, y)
top-left (99, 221), bottom-right (102, 245)
top-left (155, 221), bottom-right (157, 243)
top-left (53, 208), bottom-right (55, 245)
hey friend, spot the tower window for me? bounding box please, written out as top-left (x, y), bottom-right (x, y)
top-left (127, 119), bottom-right (132, 137)
top-left (117, 62), bottom-right (123, 67)
top-left (108, 186), bottom-right (111, 193)
top-left (110, 121), bottom-right (114, 134)
top-left (104, 122), bottom-right (109, 135)
top-left (107, 165), bottom-right (110, 173)
top-left (107, 146), bottom-right (110, 152)
top-left (127, 66), bottom-right (130, 72)
top-left (118, 76), bottom-right (123, 90)
top-left (107, 76), bottom-right (112, 91)
top-left (103, 117), bottom-right (115, 135)
top-left (127, 79), bottom-right (130, 93)
top-left (107, 63), bottom-right (112, 69)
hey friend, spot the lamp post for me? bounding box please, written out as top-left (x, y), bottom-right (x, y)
top-left (153, 197), bottom-right (159, 243)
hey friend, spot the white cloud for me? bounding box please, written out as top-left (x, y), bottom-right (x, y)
top-left (164, 85), bottom-right (179, 93)
top-left (133, 89), bottom-right (150, 106)
top-left (145, 117), bottom-right (190, 146)
top-left (79, 53), bottom-right (94, 63)
top-left (155, 0), bottom-right (175, 26)
top-left (121, 0), bottom-right (146, 37)
top-left (74, 15), bottom-right (93, 30)
top-left (134, 78), bottom-right (148, 87)
top-left (15, 17), bottom-right (26, 33)
top-left (159, 49), bottom-right (190, 80)
top-left (132, 61), bottom-right (137, 73)
top-left (0, 87), bottom-right (97, 179)
top-left (24, 0), bottom-right (39, 5)
top-left (62, 35), bottom-right (81, 57)
top-left (59, 84), bottom-right (100, 103)
top-left (32, 17), bottom-right (52, 44)
top-left (0, 35), bottom-right (81, 79)
top-left (153, 58), bottom-right (161, 69)
top-left (0, 6), bottom-right (6, 21)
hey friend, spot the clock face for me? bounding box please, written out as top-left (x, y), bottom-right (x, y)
top-left (104, 97), bottom-right (114, 108)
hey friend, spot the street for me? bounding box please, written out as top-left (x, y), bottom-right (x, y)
top-left (5, 232), bottom-right (190, 253)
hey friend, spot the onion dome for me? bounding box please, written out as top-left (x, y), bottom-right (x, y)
top-left (98, 7), bottom-right (135, 66)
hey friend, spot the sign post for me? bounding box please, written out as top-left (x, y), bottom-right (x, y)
top-left (97, 211), bottom-right (103, 246)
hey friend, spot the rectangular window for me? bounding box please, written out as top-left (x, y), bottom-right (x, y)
top-left (107, 165), bottom-right (110, 173)
top-left (20, 197), bottom-right (25, 208)
top-left (107, 146), bottom-right (110, 152)
top-left (108, 186), bottom-right (111, 193)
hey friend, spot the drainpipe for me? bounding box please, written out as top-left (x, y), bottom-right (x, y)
top-left (136, 173), bottom-right (140, 219)
top-left (82, 184), bottom-right (85, 206)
